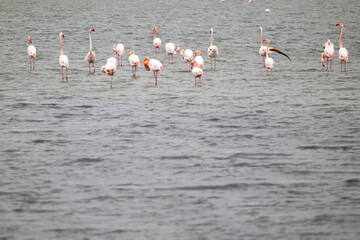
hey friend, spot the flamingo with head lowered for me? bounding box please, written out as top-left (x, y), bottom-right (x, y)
top-left (165, 43), bottom-right (180, 64)
top-left (180, 49), bottom-right (193, 71)
top-left (336, 23), bottom-right (349, 72)
top-left (59, 32), bottom-right (69, 82)
top-left (27, 35), bottom-right (36, 70)
top-left (113, 43), bottom-right (124, 66)
top-left (143, 57), bottom-right (163, 86)
top-left (101, 57), bottom-right (117, 88)
top-left (153, 26), bottom-right (161, 54)
top-left (85, 29), bottom-right (95, 74)
top-left (322, 39), bottom-right (335, 70)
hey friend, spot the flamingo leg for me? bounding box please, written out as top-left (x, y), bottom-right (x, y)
top-left (326, 57), bottom-right (328, 70)
top-left (341, 60), bottom-right (342, 72)
top-left (121, 55), bottom-right (123, 66)
top-left (134, 66), bottom-right (137, 77)
top-left (61, 66), bottom-right (64, 82)
top-left (199, 77), bottom-right (202, 87)
top-left (263, 56), bottom-right (265, 66)
top-left (195, 77), bottom-right (197, 86)
top-left (215, 57), bottom-right (216, 69)
top-left (344, 61), bottom-right (346, 72)
top-left (118, 55), bottom-right (120, 66)
top-left (89, 62), bottom-right (91, 74)
top-left (110, 75), bottom-right (113, 88)
top-left (66, 67), bottom-right (68, 82)
top-left (93, 62), bottom-right (95, 73)
top-left (33, 58), bottom-right (35, 70)
top-left (172, 54), bottom-right (174, 64)
top-left (266, 67), bottom-right (269, 76)
top-left (29, 57), bottom-right (32, 70)
top-left (210, 58), bottom-right (212, 69)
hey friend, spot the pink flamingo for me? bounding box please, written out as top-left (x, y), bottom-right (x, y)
top-left (143, 57), bottom-right (163, 86)
top-left (59, 32), bottom-right (69, 82)
top-left (27, 36), bottom-right (36, 70)
top-left (85, 29), bottom-right (95, 74)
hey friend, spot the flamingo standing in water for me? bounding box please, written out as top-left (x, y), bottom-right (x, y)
top-left (27, 35), bottom-right (36, 70)
top-left (191, 60), bottom-right (203, 87)
top-left (180, 49), bottom-right (193, 71)
top-left (143, 57), bottom-right (163, 86)
top-left (59, 32), bottom-right (69, 82)
top-left (263, 39), bottom-right (291, 75)
top-left (85, 29), bottom-right (95, 74)
top-left (165, 43), bottom-right (180, 64)
top-left (113, 43), bottom-right (124, 66)
top-left (101, 57), bottom-right (117, 88)
top-left (336, 23), bottom-right (349, 72)
top-left (208, 28), bottom-right (219, 69)
top-left (322, 40), bottom-right (335, 70)
top-left (129, 51), bottom-right (140, 77)
top-left (153, 26), bottom-right (161, 54)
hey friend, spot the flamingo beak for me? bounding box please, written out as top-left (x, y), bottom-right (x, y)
top-left (270, 48), bottom-right (291, 61)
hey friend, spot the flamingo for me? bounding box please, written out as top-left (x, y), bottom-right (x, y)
top-left (85, 29), bottom-right (95, 74)
top-left (259, 27), bottom-right (291, 66)
top-left (153, 26), bottom-right (161, 54)
top-left (180, 49), bottom-right (193, 71)
top-left (128, 51), bottom-right (140, 77)
top-left (101, 57), bottom-right (117, 88)
top-left (113, 43), bottom-right (124, 66)
top-left (263, 39), bottom-right (274, 75)
top-left (165, 43), bottom-right (180, 64)
top-left (208, 28), bottom-right (219, 69)
top-left (193, 51), bottom-right (204, 69)
top-left (59, 32), bottom-right (69, 82)
top-left (27, 35), bottom-right (36, 70)
top-left (336, 23), bottom-right (349, 72)
top-left (143, 57), bottom-right (163, 86)
top-left (191, 60), bottom-right (203, 87)
top-left (322, 40), bottom-right (335, 70)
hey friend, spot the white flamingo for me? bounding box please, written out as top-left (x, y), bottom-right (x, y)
top-left (180, 49), bottom-right (193, 71)
top-left (208, 28), bottom-right (219, 69)
top-left (153, 26), bottom-right (161, 54)
top-left (191, 60), bottom-right (203, 87)
top-left (129, 51), bottom-right (140, 77)
top-left (165, 43), bottom-right (180, 64)
top-left (27, 35), bottom-right (36, 70)
top-left (113, 43), bottom-right (124, 66)
top-left (101, 57), bottom-right (117, 88)
top-left (85, 29), bottom-right (95, 74)
top-left (322, 40), bottom-right (335, 70)
top-left (143, 57), bottom-right (163, 86)
top-left (59, 32), bottom-right (69, 82)
top-left (336, 23), bottom-right (349, 72)
top-left (263, 39), bottom-right (274, 76)
top-left (193, 51), bottom-right (204, 69)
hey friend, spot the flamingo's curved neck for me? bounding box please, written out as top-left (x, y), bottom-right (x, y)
top-left (260, 29), bottom-right (263, 47)
top-left (339, 25), bottom-right (343, 48)
top-left (266, 40), bottom-right (270, 59)
top-left (60, 35), bottom-right (63, 55)
top-left (28, 37), bottom-right (31, 46)
top-left (89, 31), bottom-right (92, 52)
top-left (210, 31), bottom-right (213, 46)
top-left (154, 29), bottom-right (157, 39)
top-left (175, 44), bottom-right (180, 52)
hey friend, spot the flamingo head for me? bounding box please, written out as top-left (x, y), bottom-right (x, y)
top-left (321, 53), bottom-right (325, 67)
top-left (210, 28), bottom-right (213, 34)
top-left (101, 66), bottom-right (106, 73)
top-left (180, 49), bottom-right (185, 58)
top-left (153, 26), bottom-right (157, 34)
top-left (259, 27), bottom-right (262, 32)
top-left (90, 29), bottom-right (95, 33)
top-left (190, 60), bottom-right (197, 69)
top-left (336, 23), bottom-right (343, 27)
top-left (175, 44), bottom-right (180, 53)
top-left (195, 51), bottom-right (201, 57)
top-left (129, 51), bottom-right (135, 56)
top-left (143, 57), bottom-right (151, 71)
top-left (327, 40), bottom-right (331, 46)
top-left (60, 32), bottom-right (65, 38)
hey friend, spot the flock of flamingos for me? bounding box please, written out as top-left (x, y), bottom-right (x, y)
top-left (26, 22), bottom-right (349, 88)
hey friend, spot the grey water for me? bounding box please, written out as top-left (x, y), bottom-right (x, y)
top-left (1, 0), bottom-right (360, 239)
